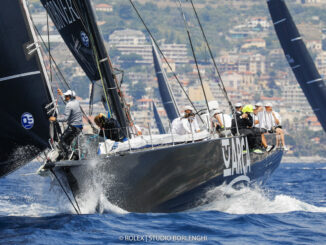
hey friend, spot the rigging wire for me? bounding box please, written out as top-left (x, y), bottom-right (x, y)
top-left (50, 169), bottom-right (81, 215)
top-left (128, 0), bottom-right (203, 122)
top-left (71, 0), bottom-right (113, 118)
top-left (176, 0), bottom-right (210, 115)
top-left (29, 14), bottom-right (97, 131)
top-left (187, 0), bottom-right (240, 135)
top-left (46, 13), bottom-right (53, 83)
top-left (72, 0), bottom-right (134, 133)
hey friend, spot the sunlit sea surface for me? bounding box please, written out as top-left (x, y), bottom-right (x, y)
top-left (1, 162), bottom-right (326, 244)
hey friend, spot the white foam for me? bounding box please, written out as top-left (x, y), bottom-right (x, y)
top-left (0, 195), bottom-right (60, 217)
top-left (0, 159), bottom-right (128, 216)
top-left (194, 185), bottom-right (326, 214)
top-left (74, 159), bottom-right (128, 215)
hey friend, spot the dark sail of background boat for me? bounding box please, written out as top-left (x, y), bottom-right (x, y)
top-left (152, 40), bottom-right (179, 122)
top-left (152, 102), bottom-right (166, 134)
top-left (267, 0), bottom-right (326, 132)
top-left (0, 0), bottom-right (55, 177)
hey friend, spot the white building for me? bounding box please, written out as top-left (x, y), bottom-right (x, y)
top-left (247, 17), bottom-right (270, 29)
top-left (108, 29), bottom-right (189, 64)
top-left (95, 3), bottom-right (113, 12)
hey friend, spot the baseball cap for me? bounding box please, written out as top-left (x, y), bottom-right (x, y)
top-left (184, 105), bottom-right (194, 111)
top-left (63, 90), bottom-right (76, 97)
top-left (242, 104), bottom-right (254, 113)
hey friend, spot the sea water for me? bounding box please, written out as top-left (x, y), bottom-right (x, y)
top-left (1, 162), bottom-right (326, 244)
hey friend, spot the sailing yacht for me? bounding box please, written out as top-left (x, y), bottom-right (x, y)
top-left (0, 0), bottom-right (283, 213)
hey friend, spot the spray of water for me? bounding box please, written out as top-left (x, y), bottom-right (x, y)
top-left (194, 184), bottom-right (326, 214)
top-left (73, 158), bottom-right (128, 215)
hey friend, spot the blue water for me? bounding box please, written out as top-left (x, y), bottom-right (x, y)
top-left (1, 162), bottom-right (326, 244)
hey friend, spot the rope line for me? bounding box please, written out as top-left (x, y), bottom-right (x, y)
top-left (50, 169), bottom-right (81, 215)
top-left (128, 0), bottom-right (204, 123)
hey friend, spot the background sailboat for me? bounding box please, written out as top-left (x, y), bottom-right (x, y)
top-left (152, 102), bottom-right (166, 134)
top-left (151, 39), bottom-right (180, 122)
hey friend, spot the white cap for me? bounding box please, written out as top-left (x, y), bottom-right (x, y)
top-left (255, 102), bottom-right (263, 107)
top-left (63, 90), bottom-right (76, 97)
top-left (184, 105), bottom-right (194, 111)
top-left (265, 102), bottom-right (273, 107)
top-left (210, 109), bottom-right (222, 117)
top-left (235, 102), bottom-right (242, 108)
top-left (208, 100), bottom-right (219, 110)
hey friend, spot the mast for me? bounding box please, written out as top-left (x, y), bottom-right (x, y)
top-left (40, 0), bottom-right (128, 134)
top-left (268, 0), bottom-right (326, 132)
top-left (152, 102), bottom-right (166, 134)
top-left (81, 0), bottom-right (128, 133)
top-left (151, 39), bottom-right (180, 122)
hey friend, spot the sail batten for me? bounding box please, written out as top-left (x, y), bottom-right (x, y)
top-left (268, 0), bottom-right (326, 132)
top-left (0, 71), bottom-right (41, 82)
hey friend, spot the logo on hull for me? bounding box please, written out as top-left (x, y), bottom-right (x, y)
top-left (221, 137), bottom-right (251, 177)
top-left (21, 113), bottom-right (34, 130)
top-left (80, 31), bottom-right (90, 48)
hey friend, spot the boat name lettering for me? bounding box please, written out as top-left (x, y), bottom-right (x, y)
top-left (44, 0), bottom-right (80, 31)
top-left (221, 137), bottom-right (251, 177)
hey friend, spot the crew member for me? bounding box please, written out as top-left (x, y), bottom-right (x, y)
top-left (172, 106), bottom-right (200, 135)
top-left (49, 89), bottom-right (83, 159)
top-left (231, 104), bottom-right (262, 153)
top-left (94, 113), bottom-right (126, 142)
top-left (264, 103), bottom-right (287, 151)
top-left (234, 102), bottom-right (243, 115)
top-left (253, 102), bottom-right (273, 152)
top-left (210, 109), bottom-right (232, 137)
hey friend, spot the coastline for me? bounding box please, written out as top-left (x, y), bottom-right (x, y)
top-left (281, 155), bottom-right (326, 164)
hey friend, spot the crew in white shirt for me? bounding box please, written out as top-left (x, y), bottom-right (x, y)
top-left (210, 109), bottom-right (232, 136)
top-left (263, 103), bottom-right (287, 151)
top-left (172, 106), bottom-right (200, 135)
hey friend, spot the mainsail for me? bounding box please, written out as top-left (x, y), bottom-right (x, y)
top-left (0, 0), bottom-right (55, 177)
top-left (268, 0), bottom-right (326, 132)
top-left (151, 40), bottom-right (180, 122)
top-left (41, 0), bottom-right (128, 132)
top-left (152, 102), bottom-right (166, 134)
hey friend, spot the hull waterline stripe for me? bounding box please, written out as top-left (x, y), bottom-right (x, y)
top-left (307, 78), bottom-right (323, 84)
top-left (273, 18), bottom-right (286, 25)
top-left (0, 71), bottom-right (40, 82)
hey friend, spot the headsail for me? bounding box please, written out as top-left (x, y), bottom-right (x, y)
top-left (40, 0), bottom-right (100, 81)
top-left (268, 0), bottom-right (326, 132)
top-left (152, 102), bottom-right (166, 134)
top-left (0, 0), bottom-right (55, 177)
top-left (151, 39), bottom-right (180, 122)
top-left (41, 0), bottom-right (128, 133)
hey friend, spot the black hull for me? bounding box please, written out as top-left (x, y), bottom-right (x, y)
top-left (53, 136), bottom-right (282, 213)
